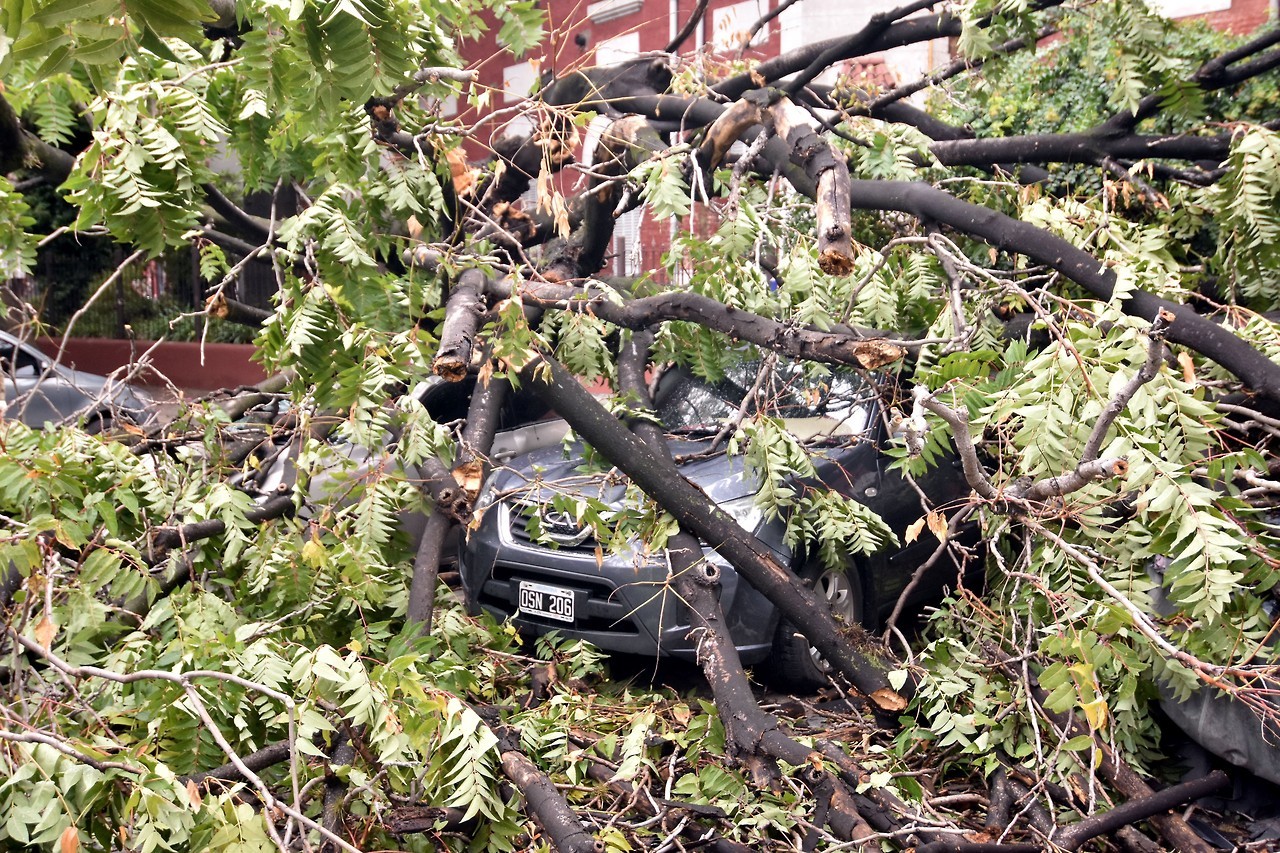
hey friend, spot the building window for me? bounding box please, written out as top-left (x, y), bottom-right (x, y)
top-left (503, 62), bottom-right (539, 103)
top-left (587, 0), bottom-right (643, 24)
top-left (712, 0), bottom-right (770, 51)
top-left (613, 207), bottom-right (643, 276)
top-left (595, 32), bottom-right (642, 67)
top-left (435, 93), bottom-right (458, 117)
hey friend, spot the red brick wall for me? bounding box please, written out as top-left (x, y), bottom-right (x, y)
top-left (1195, 0), bottom-right (1272, 33)
top-left (35, 339), bottom-right (266, 392)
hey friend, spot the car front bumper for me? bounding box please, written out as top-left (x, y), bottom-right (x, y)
top-left (459, 502), bottom-right (782, 664)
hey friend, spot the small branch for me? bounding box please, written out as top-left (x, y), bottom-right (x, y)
top-left (0, 728), bottom-right (139, 773)
top-left (392, 65), bottom-right (478, 101)
top-left (665, 0), bottom-right (710, 53)
top-left (1215, 401), bottom-right (1280, 432)
top-left (882, 505), bottom-right (975, 639)
top-left (1052, 770), bottom-right (1229, 851)
top-left (859, 26), bottom-right (1055, 114)
top-left (783, 0), bottom-right (940, 97)
top-left (739, 0), bottom-right (803, 57)
top-left (185, 740), bottom-right (293, 785)
top-left (915, 391), bottom-right (999, 501)
top-left (1097, 157), bottom-right (1166, 209)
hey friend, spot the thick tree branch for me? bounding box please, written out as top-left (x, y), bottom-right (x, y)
top-left (840, 180), bottom-right (1280, 400)
top-left (407, 359), bottom-right (509, 630)
top-left (928, 131), bottom-right (1233, 168)
top-left (0, 91), bottom-right (76, 185)
top-left (1052, 770), bottom-right (1228, 851)
top-left (619, 332), bottom-right (877, 843)
top-left (185, 740), bottom-right (293, 785)
top-left (504, 278), bottom-right (906, 370)
top-left (433, 269), bottom-right (488, 380)
top-left (770, 97), bottom-right (856, 274)
top-left (525, 349), bottom-right (905, 709)
top-left (202, 184), bottom-right (272, 242)
top-left (497, 738), bottom-right (599, 853)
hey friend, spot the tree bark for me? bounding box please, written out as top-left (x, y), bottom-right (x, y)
top-left (500, 278), bottom-right (904, 370)
top-left (433, 269), bottom-right (488, 381)
top-left (499, 747), bottom-right (599, 853)
top-left (770, 98), bottom-right (856, 275)
top-left (525, 350), bottom-right (905, 710)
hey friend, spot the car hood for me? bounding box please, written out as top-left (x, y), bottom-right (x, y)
top-left (489, 436), bottom-right (757, 508)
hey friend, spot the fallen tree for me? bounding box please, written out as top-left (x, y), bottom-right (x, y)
top-left (2, 0), bottom-right (1280, 850)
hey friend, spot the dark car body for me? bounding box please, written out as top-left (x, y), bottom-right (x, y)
top-left (1, 330), bottom-right (154, 429)
top-left (459, 364), bottom-right (972, 666)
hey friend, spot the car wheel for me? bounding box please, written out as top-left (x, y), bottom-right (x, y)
top-left (83, 414), bottom-right (115, 435)
top-left (770, 558), bottom-right (865, 690)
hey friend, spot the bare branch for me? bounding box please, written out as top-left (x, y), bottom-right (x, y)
top-left (665, 0), bottom-right (710, 53)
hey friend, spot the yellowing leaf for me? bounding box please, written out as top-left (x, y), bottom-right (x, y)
top-left (185, 779), bottom-right (203, 808)
top-left (926, 510), bottom-right (948, 542)
top-left (905, 517), bottom-right (925, 544)
top-left (1082, 698), bottom-right (1109, 732)
top-left (301, 537), bottom-right (326, 569)
top-left (34, 615), bottom-right (55, 650)
top-left (59, 827), bottom-right (79, 853)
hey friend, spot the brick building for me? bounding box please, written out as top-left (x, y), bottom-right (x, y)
top-left (446, 0), bottom-right (1273, 280)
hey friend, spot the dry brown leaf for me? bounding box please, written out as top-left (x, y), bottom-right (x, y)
top-left (34, 615), bottom-right (55, 650)
top-left (185, 779), bottom-right (203, 808)
top-left (904, 517), bottom-right (925, 544)
top-left (1177, 350), bottom-right (1196, 384)
top-left (926, 510), bottom-right (948, 543)
top-left (446, 147), bottom-right (474, 196)
top-left (870, 688), bottom-right (908, 712)
top-left (59, 826), bottom-right (79, 853)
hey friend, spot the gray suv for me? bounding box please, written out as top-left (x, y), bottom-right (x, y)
top-left (460, 363), bottom-right (972, 686)
top-left (1, 330), bottom-right (154, 430)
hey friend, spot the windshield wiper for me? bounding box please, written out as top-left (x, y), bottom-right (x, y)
top-left (668, 425), bottom-right (721, 436)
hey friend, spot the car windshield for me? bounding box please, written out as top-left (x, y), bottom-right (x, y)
top-left (654, 361), bottom-right (875, 435)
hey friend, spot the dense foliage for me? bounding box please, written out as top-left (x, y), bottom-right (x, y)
top-left (2, 0), bottom-right (1280, 850)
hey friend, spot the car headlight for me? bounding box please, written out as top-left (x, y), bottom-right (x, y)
top-left (474, 472), bottom-right (501, 512)
top-left (720, 494), bottom-right (764, 534)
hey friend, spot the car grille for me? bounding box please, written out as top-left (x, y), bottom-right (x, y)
top-left (505, 501), bottom-right (601, 553)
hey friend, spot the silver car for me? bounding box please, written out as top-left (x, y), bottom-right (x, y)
top-left (0, 329), bottom-right (154, 430)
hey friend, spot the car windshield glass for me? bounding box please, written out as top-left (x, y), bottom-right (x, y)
top-left (655, 361), bottom-right (875, 434)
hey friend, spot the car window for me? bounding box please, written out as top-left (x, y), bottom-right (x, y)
top-left (654, 361), bottom-right (874, 432)
top-left (0, 340), bottom-right (43, 377)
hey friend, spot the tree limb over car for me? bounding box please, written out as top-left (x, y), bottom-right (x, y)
top-left (3, 1), bottom-right (1280, 851)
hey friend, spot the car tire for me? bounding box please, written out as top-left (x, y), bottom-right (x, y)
top-left (770, 557), bottom-right (865, 691)
top-left (83, 414), bottom-right (115, 435)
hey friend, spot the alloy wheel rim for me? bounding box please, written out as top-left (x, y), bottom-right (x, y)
top-left (807, 568), bottom-right (858, 672)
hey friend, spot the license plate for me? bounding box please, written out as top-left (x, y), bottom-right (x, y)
top-left (517, 580), bottom-right (575, 623)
